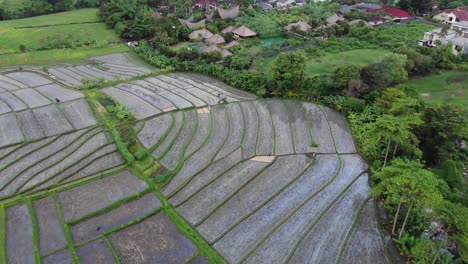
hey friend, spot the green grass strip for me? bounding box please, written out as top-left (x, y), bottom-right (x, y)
top-left (149, 112), bottom-right (176, 153)
top-left (26, 199), bottom-right (41, 263)
top-left (157, 111), bottom-right (187, 160)
top-left (336, 197), bottom-right (371, 264)
top-left (102, 235), bottom-right (121, 264)
top-left (283, 172), bottom-right (367, 263)
top-left (55, 195), bottom-right (79, 263)
top-left (67, 188), bottom-right (152, 225)
top-left (0, 204), bottom-right (6, 264)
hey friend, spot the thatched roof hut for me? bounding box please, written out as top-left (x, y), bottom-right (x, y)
top-left (204, 46), bottom-right (232, 57)
top-left (178, 16), bottom-right (194, 26)
top-left (218, 5), bottom-right (240, 20)
top-left (206, 34), bottom-right (225, 44)
top-left (284, 21), bottom-right (312, 32)
top-left (185, 19), bottom-right (206, 29)
top-left (189, 29), bottom-right (214, 40)
top-left (224, 40), bottom-right (240, 48)
top-left (221, 26), bottom-right (235, 34)
top-left (205, 11), bottom-right (214, 21)
top-left (232, 26), bottom-right (257, 38)
top-left (326, 13), bottom-right (345, 25)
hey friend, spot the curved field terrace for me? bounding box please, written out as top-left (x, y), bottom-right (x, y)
top-left (0, 55), bottom-right (389, 263)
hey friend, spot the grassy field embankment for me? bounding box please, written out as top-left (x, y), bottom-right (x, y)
top-left (0, 9), bottom-right (128, 67)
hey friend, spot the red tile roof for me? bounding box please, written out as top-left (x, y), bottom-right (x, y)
top-left (369, 6), bottom-right (412, 18)
top-left (452, 10), bottom-right (468, 21)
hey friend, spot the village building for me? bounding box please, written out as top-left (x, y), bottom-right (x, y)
top-left (420, 21), bottom-right (468, 55)
top-left (189, 29), bottom-right (214, 41)
top-left (433, 7), bottom-right (468, 24)
top-left (206, 34), bottom-right (226, 45)
top-left (284, 21), bottom-right (312, 32)
top-left (218, 5), bottom-right (240, 20)
top-left (326, 13), bottom-right (345, 25)
top-left (232, 26), bottom-right (257, 38)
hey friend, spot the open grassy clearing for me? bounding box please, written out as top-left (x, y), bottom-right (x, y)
top-left (0, 56), bottom-right (387, 263)
top-left (0, 8), bottom-right (101, 27)
top-left (0, 9), bottom-right (119, 55)
top-left (251, 49), bottom-right (391, 80)
top-left (403, 71), bottom-right (468, 108)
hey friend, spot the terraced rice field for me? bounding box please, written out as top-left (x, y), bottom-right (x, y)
top-left (136, 97), bottom-right (388, 263)
top-left (48, 53), bottom-right (153, 87)
top-left (1, 54), bottom-right (389, 263)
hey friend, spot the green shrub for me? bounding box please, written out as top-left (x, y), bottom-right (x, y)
top-left (342, 97), bottom-right (366, 112)
top-left (110, 126), bottom-right (135, 164)
top-left (134, 148), bottom-right (149, 160)
top-left (154, 172), bottom-right (172, 184)
top-left (19, 45), bottom-right (26, 52)
top-left (439, 160), bottom-right (463, 189)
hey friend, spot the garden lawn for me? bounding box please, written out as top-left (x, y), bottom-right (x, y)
top-left (251, 49), bottom-right (391, 80)
top-left (0, 8), bottom-right (100, 27)
top-left (0, 45), bottom-right (129, 67)
top-left (0, 9), bottom-right (120, 55)
top-left (403, 71), bottom-right (468, 108)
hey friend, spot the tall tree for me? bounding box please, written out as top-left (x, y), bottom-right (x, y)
top-left (416, 104), bottom-right (468, 166)
top-left (373, 158), bottom-right (443, 237)
top-left (270, 51), bottom-right (306, 96)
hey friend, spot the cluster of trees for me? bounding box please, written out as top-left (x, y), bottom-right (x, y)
top-left (266, 47), bottom-right (467, 261)
top-left (439, 0), bottom-right (468, 9)
top-left (349, 87), bottom-right (467, 262)
top-left (0, 0), bottom-right (99, 20)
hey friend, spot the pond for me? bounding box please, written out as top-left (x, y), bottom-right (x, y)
top-left (261, 37), bottom-right (285, 47)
